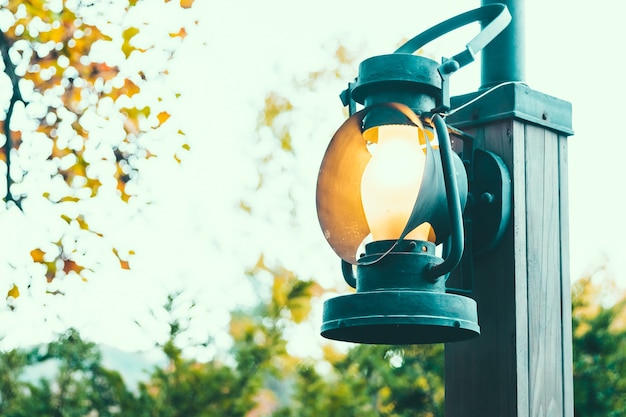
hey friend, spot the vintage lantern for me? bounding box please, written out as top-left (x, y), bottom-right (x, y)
top-left (316, 4), bottom-right (512, 344)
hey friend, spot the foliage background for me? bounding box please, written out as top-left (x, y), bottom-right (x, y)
top-left (0, 268), bottom-right (624, 416)
top-left (0, 0), bottom-right (626, 416)
top-left (1, 0), bottom-right (625, 355)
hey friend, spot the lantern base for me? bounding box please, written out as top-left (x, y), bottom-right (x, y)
top-left (321, 290), bottom-right (479, 344)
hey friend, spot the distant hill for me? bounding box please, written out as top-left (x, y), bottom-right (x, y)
top-left (100, 345), bottom-right (168, 389)
top-left (20, 344), bottom-right (167, 391)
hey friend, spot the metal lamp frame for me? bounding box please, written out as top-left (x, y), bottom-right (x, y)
top-left (317, 4), bottom-right (513, 344)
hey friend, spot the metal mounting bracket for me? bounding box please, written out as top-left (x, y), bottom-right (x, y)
top-left (446, 140), bottom-right (511, 294)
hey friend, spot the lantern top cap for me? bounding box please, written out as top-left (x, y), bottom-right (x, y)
top-left (342, 3), bottom-right (511, 114)
top-left (350, 54), bottom-right (441, 105)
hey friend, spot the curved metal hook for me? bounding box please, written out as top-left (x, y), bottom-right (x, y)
top-left (341, 260), bottom-right (357, 289)
top-left (427, 114), bottom-right (465, 279)
top-left (395, 4), bottom-right (510, 112)
top-left (394, 3), bottom-right (511, 71)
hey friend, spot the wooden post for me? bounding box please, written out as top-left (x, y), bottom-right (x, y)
top-left (445, 83), bottom-right (574, 416)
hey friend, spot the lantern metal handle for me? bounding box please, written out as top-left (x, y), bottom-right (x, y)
top-left (342, 259), bottom-right (357, 288)
top-left (395, 3), bottom-right (511, 111)
top-left (394, 3), bottom-right (511, 69)
top-left (427, 114), bottom-right (464, 279)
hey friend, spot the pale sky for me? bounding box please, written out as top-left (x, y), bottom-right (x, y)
top-left (0, 0), bottom-right (625, 358)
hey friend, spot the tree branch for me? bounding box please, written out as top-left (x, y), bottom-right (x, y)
top-left (0, 30), bottom-right (24, 209)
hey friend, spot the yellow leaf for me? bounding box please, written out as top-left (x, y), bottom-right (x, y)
top-left (280, 131), bottom-right (293, 152)
top-left (122, 106), bottom-right (150, 119)
top-left (182, 143), bottom-right (190, 151)
top-left (89, 62), bottom-right (118, 80)
top-left (169, 27), bottom-right (187, 38)
top-left (239, 200), bottom-right (252, 214)
top-left (574, 321), bottom-right (592, 338)
top-left (86, 177), bottom-right (102, 197)
top-left (85, 24), bottom-right (113, 42)
top-left (63, 259), bottom-right (85, 275)
top-left (60, 196), bottom-right (80, 203)
top-left (48, 26), bottom-right (65, 43)
top-left (157, 111), bottom-right (170, 126)
top-left (288, 296), bottom-right (310, 323)
top-left (121, 79), bottom-right (140, 97)
top-left (229, 314), bottom-right (255, 340)
top-left (378, 386), bottom-right (392, 401)
top-left (254, 254), bottom-right (267, 271)
top-left (308, 281), bottom-right (324, 298)
top-left (180, 0), bottom-right (194, 8)
top-left (31, 248), bottom-right (46, 263)
top-left (322, 344), bottom-right (346, 364)
top-left (122, 27), bottom-right (140, 58)
top-left (46, 264), bottom-right (57, 282)
top-left (416, 375), bottom-right (430, 390)
top-left (7, 284), bottom-right (19, 299)
top-left (261, 93), bottom-right (293, 127)
top-left (609, 302), bottom-right (626, 333)
top-left (272, 276), bottom-right (288, 309)
top-left (112, 248), bottom-right (132, 270)
top-left (117, 179), bottom-right (131, 202)
top-left (76, 215), bottom-right (89, 230)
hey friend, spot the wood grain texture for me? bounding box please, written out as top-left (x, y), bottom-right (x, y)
top-left (525, 124), bottom-right (563, 416)
top-left (559, 134), bottom-right (575, 417)
top-left (445, 119), bottom-right (573, 417)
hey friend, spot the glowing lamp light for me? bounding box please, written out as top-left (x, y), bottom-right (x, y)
top-left (361, 124), bottom-right (432, 242)
top-left (315, 4), bottom-right (512, 345)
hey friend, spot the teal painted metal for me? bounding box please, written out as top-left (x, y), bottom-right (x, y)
top-left (448, 82), bottom-right (573, 135)
top-left (481, 0), bottom-right (525, 87)
top-left (321, 240), bottom-right (480, 345)
top-left (320, 112), bottom-right (480, 345)
top-left (319, 4), bottom-right (516, 345)
top-left (341, 3), bottom-right (511, 114)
